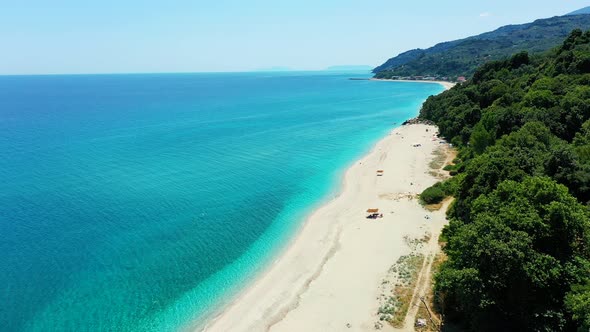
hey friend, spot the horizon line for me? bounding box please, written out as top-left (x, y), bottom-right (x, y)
top-left (0, 67), bottom-right (376, 78)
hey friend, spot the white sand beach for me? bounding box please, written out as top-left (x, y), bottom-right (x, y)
top-left (201, 85), bottom-right (452, 332)
top-left (371, 78), bottom-right (456, 90)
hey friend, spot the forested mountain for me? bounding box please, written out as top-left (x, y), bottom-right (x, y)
top-left (568, 7), bottom-right (590, 16)
top-left (373, 14), bottom-right (590, 80)
top-left (419, 30), bottom-right (590, 331)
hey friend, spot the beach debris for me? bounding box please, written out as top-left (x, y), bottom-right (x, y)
top-left (378, 192), bottom-right (418, 201)
top-left (376, 169), bottom-right (384, 176)
top-left (374, 321), bottom-right (383, 330)
top-left (346, 323), bottom-right (352, 328)
top-left (415, 318), bottom-right (428, 327)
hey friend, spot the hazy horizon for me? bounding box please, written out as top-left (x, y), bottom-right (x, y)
top-left (0, 66), bottom-right (376, 77)
top-left (2, 1), bottom-right (589, 75)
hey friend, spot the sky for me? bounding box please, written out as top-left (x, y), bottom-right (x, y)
top-left (1, 0), bottom-right (589, 75)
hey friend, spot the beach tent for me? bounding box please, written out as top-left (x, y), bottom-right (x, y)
top-left (366, 208), bottom-right (383, 219)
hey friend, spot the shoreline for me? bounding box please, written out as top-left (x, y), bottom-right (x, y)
top-left (198, 82), bottom-right (451, 332)
top-left (370, 78), bottom-right (456, 90)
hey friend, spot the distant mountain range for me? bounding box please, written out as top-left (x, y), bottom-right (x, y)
top-left (253, 65), bottom-right (372, 72)
top-left (373, 11), bottom-right (590, 79)
top-left (568, 6), bottom-right (590, 15)
top-left (325, 65), bottom-right (373, 71)
top-left (254, 66), bottom-right (294, 72)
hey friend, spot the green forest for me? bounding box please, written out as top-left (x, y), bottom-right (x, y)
top-left (420, 29), bottom-right (590, 331)
top-left (373, 15), bottom-right (590, 80)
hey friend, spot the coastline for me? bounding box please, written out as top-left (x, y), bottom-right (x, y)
top-left (199, 82), bottom-right (451, 332)
top-left (371, 78), bottom-right (456, 90)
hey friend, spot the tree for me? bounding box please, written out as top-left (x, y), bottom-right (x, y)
top-left (566, 283), bottom-right (590, 331)
top-left (419, 30), bottom-right (590, 331)
top-left (437, 177), bottom-right (590, 331)
top-left (469, 122), bottom-right (493, 154)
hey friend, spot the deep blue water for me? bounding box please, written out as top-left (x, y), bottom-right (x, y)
top-left (0, 72), bottom-right (442, 331)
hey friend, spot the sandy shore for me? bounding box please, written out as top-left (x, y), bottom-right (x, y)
top-left (200, 84), bottom-right (451, 332)
top-left (371, 78), bottom-right (456, 90)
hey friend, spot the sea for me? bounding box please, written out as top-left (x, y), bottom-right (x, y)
top-left (0, 71), bottom-right (443, 331)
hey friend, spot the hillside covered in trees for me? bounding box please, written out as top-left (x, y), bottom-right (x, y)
top-left (373, 14), bottom-right (590, 80)
top-left (419, 30), bottom-right (590, 331)
top-left (568, 7), bottom-right (590, 16)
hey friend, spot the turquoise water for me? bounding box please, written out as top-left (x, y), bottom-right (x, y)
top-left (0, 72), bottom-right (442, 331)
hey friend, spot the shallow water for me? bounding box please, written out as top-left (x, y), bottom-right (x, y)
top-left (0, 72), bottom-right (442, 331)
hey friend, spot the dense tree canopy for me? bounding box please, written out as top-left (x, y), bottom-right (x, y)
top-left (421, 30), bottom-right (590, 331)
top-left (437, 177), bottom-right (590, 331)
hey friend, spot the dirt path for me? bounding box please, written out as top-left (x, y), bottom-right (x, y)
top-left (394, 144), bottom-right (455, 332)
top-left (400, 203), bottom-right (449, 331)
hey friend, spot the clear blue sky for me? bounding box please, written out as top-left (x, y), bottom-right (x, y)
top-left (1, 0), bottom-right (589, 74)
